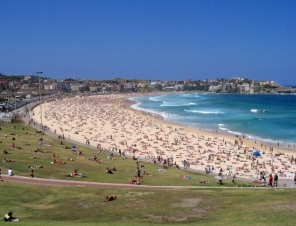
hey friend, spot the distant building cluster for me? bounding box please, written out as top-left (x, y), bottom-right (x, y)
top-left (0, 73), bottom-right (294, 100)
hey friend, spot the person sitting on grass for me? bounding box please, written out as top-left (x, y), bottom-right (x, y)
top-left (104, 195), bottom-right (117, 202)
top-left (2, 150), bottom-right (9, 154)
top-left (111, 166), bottom-right (117, 171)
top-left (30, 170), bottom-right (35, 178)
top-left (131, 177), bottom-right (141, 185)
top-left (72, 169), bottom-right (81, 177)
top-left (51, 153), bottom-right (58, 158)
top-left (8, 168), bottom-right (14, 176)
top-left (106, 168), bottom-right (113, 174)
top-left (4, 212), bottom-right (18, 222)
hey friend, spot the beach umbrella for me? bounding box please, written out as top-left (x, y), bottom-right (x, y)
top-left (253, 151), bottom-right (261, 157)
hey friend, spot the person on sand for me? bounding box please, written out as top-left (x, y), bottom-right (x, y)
top-left (30, 170), bottom-right (35, 178)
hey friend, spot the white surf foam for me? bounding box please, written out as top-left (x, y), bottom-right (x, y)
top-left (184, 109), bottom-right (224, 114)
top-left (161, 102), bottom-right (197, 107)
top-left (149, 95), bottom-right (166, 102)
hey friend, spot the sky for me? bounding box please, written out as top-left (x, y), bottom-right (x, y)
top-left (0, 0), bottom-right (295, 85)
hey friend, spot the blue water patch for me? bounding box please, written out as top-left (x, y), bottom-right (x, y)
top-left (131, 93), bottom-right (296, 145)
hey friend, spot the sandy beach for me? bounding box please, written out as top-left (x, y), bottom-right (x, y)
top-left (30, 93), bottom-right (296, 183)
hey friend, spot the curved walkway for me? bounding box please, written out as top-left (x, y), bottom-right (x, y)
top-left (2, 174), bottom-right (294, 190)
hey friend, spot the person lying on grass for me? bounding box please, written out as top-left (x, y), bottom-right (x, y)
top-left (180, 175), bottom-right (191, 179)
top-left (51, 160), bottom-right (66, 165)
top-left (3, 158), bottom-right (15, 162)
top-left (2, 150), bottom-right (9, 154)
top-left (106, 168), bottom-right (113, 174)
top-left (32, 149), bottom-right (51, 153)
top-left (30, 155), bottom-right (39, 159)
top-left (28, 166), bottom-right (43, 169)
top-left (199, 180), bottom-right (209, 184)
top-left (104, 195), bottom-right (117, 202)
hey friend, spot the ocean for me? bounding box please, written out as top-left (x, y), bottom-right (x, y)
top-left (131, 93), bottom-right (296, 147)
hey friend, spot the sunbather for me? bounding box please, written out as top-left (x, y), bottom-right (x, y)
top-left (28, 166), bottom-right (43, 169)
top-left (199, 180), bottom-right (209, 184)
top-left (30, 155), bottom-right (39, 159)
top-left (71, 169), bottom-right (82, 177)
top-left (104, 195), bottom-right (117, 202)
top-left (106, 168), bottom-right (113, 174)
top-left (3, 158), bottom-right (15, 162)
top-left (131, 177), bottom-right (141, 185)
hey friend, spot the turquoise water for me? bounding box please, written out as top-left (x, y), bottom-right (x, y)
top-left (131, 93), bottom-right (296, 146)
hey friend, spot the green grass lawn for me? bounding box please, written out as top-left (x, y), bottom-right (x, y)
top-left (1, 120), bottom-right (295, 225)
top-left (0, 182), bottom-right (295, 225)
top-left (0, 120), bottom-right (249, 187)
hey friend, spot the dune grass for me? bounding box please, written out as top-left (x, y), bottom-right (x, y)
top-left (0, 120), bottom-right (249, 187)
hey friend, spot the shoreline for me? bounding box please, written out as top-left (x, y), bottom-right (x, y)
top-left (28, 93), bottom-right (296, 183)
top-left (130, 93), bottom-right (296, 152)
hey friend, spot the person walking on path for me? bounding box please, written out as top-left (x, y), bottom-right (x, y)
top-left (268, 174), bottom-right (273, 188)
top-left (274, 173), bottom-right (278, 187)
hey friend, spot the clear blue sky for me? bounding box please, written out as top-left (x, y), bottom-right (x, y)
top-left (0, 0), bottom-right (295, 85)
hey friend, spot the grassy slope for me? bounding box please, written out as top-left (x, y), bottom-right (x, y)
top-left (1, 121), bottom-right (295, 225)
top-left (0, 183), bottom-right (295, 226)
top-left (0, 121), bottom-right (248, 187)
